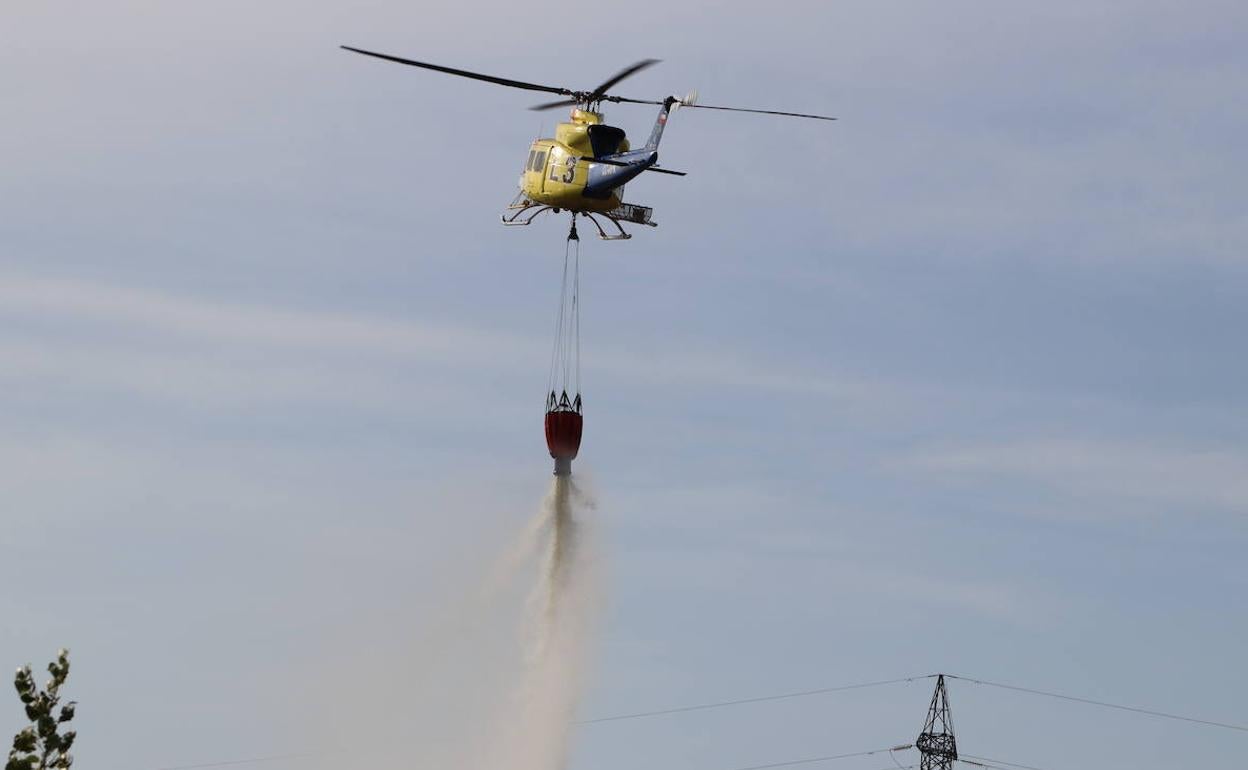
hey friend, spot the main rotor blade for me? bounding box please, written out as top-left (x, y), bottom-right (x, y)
top-left (610, 94), bottom-right (834, 121)
top-left (531, 98), bottom-right (581, 112)
top-left (607, 95), bottom-right (666, 106)
top-left (589, 59), bottom-right (661, 100)
top-left (340, 46), bottom-right (571, 96)
top-left (681, 103), bottom-right (837, 121)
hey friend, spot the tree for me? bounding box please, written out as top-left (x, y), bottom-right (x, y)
top-left (7, 649), bottom-right (76, 770)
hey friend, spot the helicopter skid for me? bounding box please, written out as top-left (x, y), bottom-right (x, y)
top-left (501, 198), bottom-right (654, 241)
top-left (581, 213), bottom-right (632, 241)
top-left (501, 201), bottom-right (552, 227)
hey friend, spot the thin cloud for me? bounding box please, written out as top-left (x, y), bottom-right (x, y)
top-left (0, 273), bottom-right (894, 408)
top-left (899, 438), bottom-right (1248, 514)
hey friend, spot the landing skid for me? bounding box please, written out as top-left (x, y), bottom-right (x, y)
top-left (501, 196), bottom-right (656, 241)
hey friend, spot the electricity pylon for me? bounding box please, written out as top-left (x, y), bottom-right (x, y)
top-left (916, 674), bottom-right (958, 770)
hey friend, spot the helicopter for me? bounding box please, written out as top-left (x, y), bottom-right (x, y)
top-left (341, 47), bottom-right (835, 240)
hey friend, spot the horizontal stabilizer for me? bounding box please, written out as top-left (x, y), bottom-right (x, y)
top-left (581, 156), bottom-right (629, 167)
top-left (578, 156), bottom-right (684, 176)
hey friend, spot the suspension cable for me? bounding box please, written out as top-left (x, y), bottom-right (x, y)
top-left (547, 235), bottom-right (572, 398)
top-left (573, 231), bottom-right (581, 398)
top-left (563, 235), bottom-right (574, 392)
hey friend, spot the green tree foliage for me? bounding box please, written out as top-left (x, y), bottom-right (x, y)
top-left (7, 649), bottom-right (76, 770)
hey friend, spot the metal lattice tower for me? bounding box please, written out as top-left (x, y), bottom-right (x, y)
top-left (916, 674), bottom-right (958, 770)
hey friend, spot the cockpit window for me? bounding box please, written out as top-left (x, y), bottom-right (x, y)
top-left (532, 150), bottom-right (547, 172)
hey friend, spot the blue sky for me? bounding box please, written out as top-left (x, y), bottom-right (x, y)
top-left (2, 1), bottom-right (1246, 769)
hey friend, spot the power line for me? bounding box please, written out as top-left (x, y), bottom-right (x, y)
top-left (888, 747), bottom-right (916, 770)
top-left (945, 674), bottom-right (1248, 734)
top-left (960, 760), bottom-right (1024, 770)
top-left (722, 744), bottom-right (913, 770)
top-left (150, 676), bottom-right (928, 770)
top-left (577, 675), bottom-right (936, 724)
top-left (156, 746), bottom-right (913, 770)
top-left (960, 754), bottom-right (1047, 770)
top-left (148, 670), bottom-right (1245, 770)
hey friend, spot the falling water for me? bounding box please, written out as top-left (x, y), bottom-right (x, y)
top-left (301, 475), bottom-right (596, 770)
top-left (488, 474), bottom-right (597, 770)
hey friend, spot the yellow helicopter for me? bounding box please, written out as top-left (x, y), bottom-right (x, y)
top-left (341, 47), bottom-right (835, 240)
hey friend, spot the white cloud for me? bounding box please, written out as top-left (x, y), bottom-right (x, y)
top-left (0, 273), bottom-right (892, 410)
top-left (900, 438), bottom-right (1248, 514)
top-left (0, 332), bottom-right (461, 413)
top-left (0, 273), bottom-right (538, 364)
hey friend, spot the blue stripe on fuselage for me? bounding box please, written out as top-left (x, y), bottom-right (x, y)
top-left (582, 150), bottom-right (658, 198)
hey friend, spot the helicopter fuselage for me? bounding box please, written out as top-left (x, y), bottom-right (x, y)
top-left (519, 108), bottom-right (658, 213)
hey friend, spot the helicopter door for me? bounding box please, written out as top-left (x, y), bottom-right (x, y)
top-left (541, 147), bottom-right (556, 194)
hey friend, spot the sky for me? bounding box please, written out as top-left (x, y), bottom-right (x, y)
top-left (2, 1), bottom-right (1247, 768)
